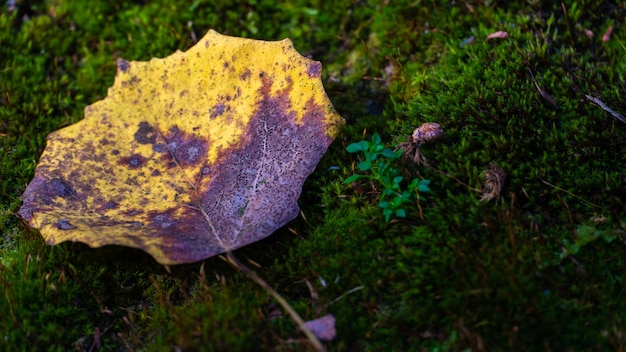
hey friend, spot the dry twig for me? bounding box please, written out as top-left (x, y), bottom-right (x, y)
top-left (584, 94), bottom-right (626, 125)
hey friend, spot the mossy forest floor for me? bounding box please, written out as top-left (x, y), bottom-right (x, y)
top-left (2, 1), bottom-right (626, 350)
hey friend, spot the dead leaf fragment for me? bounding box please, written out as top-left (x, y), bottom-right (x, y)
top-left (486, 31), bottom-right (509, 40)
top-left (602, 26), bottom-right (613, 42)
top-left (18, 30), bottom-right (344, 265)
top-left (480, 162), bottom-right (506, 202)
top-left (304, 314), bottom-right (336, 341)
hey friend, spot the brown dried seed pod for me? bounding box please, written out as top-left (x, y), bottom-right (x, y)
top-left (412, 122), bottom-right (444, 145)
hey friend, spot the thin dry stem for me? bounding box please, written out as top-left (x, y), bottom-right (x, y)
top-left (224, 251), bottom-right (326, 352)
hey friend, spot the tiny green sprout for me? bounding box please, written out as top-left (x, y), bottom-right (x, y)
top-left (345, 133), bottom-right (431, 223)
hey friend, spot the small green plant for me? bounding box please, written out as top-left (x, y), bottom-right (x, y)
top-left (344, 133), bottom-right (431, 222)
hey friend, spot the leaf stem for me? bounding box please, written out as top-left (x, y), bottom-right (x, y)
top-left (224, 251), bottom-right (325, 352)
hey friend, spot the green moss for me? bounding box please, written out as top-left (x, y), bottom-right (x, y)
top-left (0, 232), bottom-right (92, 350)
top-left (2, 0), bottom-right (626, 350)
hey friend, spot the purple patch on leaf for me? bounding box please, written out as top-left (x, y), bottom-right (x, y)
top-left (32, 178), bottom-right (78, 205)
top-left (210, 102), bottom-right (226, 118)
top-left (134, 121), bottom-right (156, 144)
top-left (306, 62), bottom-right (322, 78)
top-left (149, 209), bottom-right (179, 229)
top-left (161, 126), bottom-right (208, 167)
top-left (152, 143), bottom-right (167, 153)
top-left (124, 210), bottom-right (144, 216)
top-left (100, 200), bottom-right (118, 211)
top-left (56, 219), bottom-right (77, 230)
top-left (117, 59), bottom-right (131, 73)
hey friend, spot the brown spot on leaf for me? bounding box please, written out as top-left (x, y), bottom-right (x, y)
top-left (240, 69), bottom-right (251, 80)
top-left (120, 154), bottom-right (148, 169)
top-left (134, 121), bottom-right (156, 144)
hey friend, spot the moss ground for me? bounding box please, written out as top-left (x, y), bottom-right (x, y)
top-left (1, 1), bottom-right (626, 350)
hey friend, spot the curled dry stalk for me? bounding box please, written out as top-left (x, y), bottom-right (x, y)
top-left (221, 251), bottom-right (326, 352)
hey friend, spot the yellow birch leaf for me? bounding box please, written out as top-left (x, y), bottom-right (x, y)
top-left (18, 30), bottom-right (344, 265)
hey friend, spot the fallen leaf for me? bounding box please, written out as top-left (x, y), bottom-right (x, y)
top-left (18, 30), bottom-right (344, 265)
top-left (486, 31), bottom-right (509, 40)
top-left (304, 314), bottom-right (336, 341)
